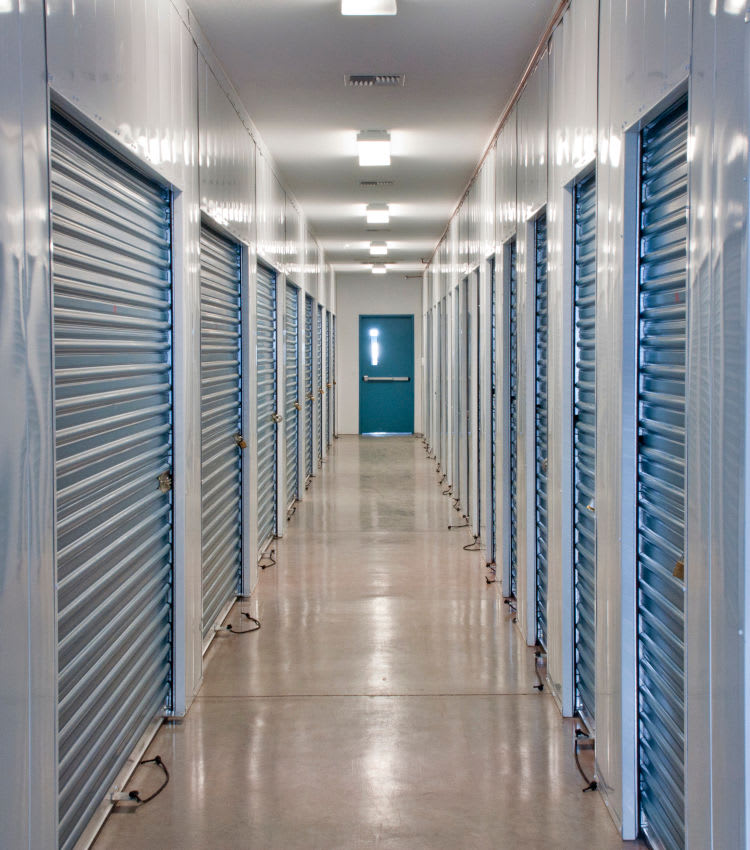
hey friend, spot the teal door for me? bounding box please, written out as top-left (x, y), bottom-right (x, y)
top-left (359, 315), bottom-right (414, 434)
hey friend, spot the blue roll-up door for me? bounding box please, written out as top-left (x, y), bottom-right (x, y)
top-left (326, 310), bottom-right (332, 447)
top-left (534, 212), bottom-right (548, 647)
top-left (636, 95), bottom-right (688, 850)
top-left (285, 283), bottom-right (300, 510)
top-left (332, 314), bottom-right (337, 438)
top-left (573, 172), bottom-right (597, 726)
top-left (305, 295), bottom-right (314, 482)
top-left (200, 225), bottom-right (243, 642)
top-left (256, 263), bottom-right (278, 555)
top-left (317, 304), bottom-right (323, 463)
top-left (490, 259), bottom-right (497, 562)
top-left (508, 238), bottom-right (518, 598)
top-left (51, 113), bottom-right (173, 850)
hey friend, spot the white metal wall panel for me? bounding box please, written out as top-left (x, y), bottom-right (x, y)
top-left (572, 173), bottom-right (597, 725)
top-left (285, 282), bottom-right (300, 509)
top-left (305, 295), bottom-right (314, 481)
top-left (51, 114), bottom-right (173, 850)
top-left (285, 198), bottom-right (304, 281)
top-left (256, 263), bottom-right (278, 554)
top-left (0, 7), bottom-right (56, 845)
top-left (636, 97), bottom-right (687, 850)
top-left (200, 224), bottom-right (243, 642)
top-left (534, 212), bottom-right (549, 648)
top-left (198, 57), bottom-right (255, 246)
top-left (496, 108), bottom-right (518, 247)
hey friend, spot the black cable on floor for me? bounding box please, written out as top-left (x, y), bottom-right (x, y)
top-left (259, 549), bottom-right (276, 570)
top-left (533, 648), bottom-right (545, 691)
top-left (574, 729), bottom-right (598, 792)
top-left (463, 535), bottom-right (481, 551)
top-left (448, 520), bottom-right (469, 530)
top-left (226, 612), bottom-right (261, 635)
top-left (127, 756), bottom-right (169, 805)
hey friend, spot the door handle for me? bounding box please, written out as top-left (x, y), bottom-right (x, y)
top-left (362, 375), bottom-right (411, 382)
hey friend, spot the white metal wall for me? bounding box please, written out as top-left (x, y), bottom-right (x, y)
top-left (421, 1), bottom-right (750, 845)
top-left (2, 0), bottom-right (336, 843)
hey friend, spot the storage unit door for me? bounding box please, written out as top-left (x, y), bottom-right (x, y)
top-left (51, 114), bottom-right (173, 850)
top-left (573, 172), bottom-right (597, 725)
top-left (475, 275), bottom-right (481, 534)
top-left (331, 316), bottom-right (338, 437)
top-left (326, 310), bottom-right (332, 446)
top-left (534, 213), bottom-right (549, 648)
top-left (636, 96), bottom-right (688, 850)
top-left (200, 225), bottom-right (243, 642)
top-left (256, 264), bottom-right (278, 555)
top-left (317, 304), bottom-right (323, 462)
top-left (490, 260), bottom-right (497, 562)
top-left (305, 295), bottom-right (314, 481)
top-left (460, 279), bottom-right (470, 514)
top-left (453, 293), bottom-right (461, 504)
top-left (509, 238), bottom-right (519, 597)
top-left (285, 283), bottom-right (300, 510)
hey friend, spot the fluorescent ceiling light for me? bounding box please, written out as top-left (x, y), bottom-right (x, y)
top-left (370, 241), bottom-right (388, 256)
top-left (342, 0), bottom-right (397, 15)
top-left (357, 130), bottom-right (391, 166)
top-left (371, 264), bottom-right (387, 275)
top-left (366, 203), bottom-right (390, 224)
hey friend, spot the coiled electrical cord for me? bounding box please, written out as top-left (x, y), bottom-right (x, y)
top-left (574, 729), bottom-right (598, 792)
top-left (226, 611), bottom-right (261, 635)
top-left (127, 756), bottom-right (169, 805)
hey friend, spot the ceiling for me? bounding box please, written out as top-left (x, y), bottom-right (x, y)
top-left (189, 0), bottom-right (558, 276)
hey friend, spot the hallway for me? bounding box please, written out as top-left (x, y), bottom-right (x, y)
top-left (94, 436), bottom-right (639, 850)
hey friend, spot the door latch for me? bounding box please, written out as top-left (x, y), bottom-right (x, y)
top-left (234, 432), bottom-right (247, 449)
top-left (158, 470), bottom-right (173, 494)
top-left (319, 388), bottom-right (325, 395)
top-left (271, 412), bottom-right (283, 424)
top-left (673, 559), bottom-right (685, 581)
top-left (294, 402), bottom-right (302, 411)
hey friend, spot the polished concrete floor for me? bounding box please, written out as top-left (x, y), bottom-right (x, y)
top-left (94, 436), bottom-right (642, 850)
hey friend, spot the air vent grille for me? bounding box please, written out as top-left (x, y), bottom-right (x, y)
top-left (345, 74), bottom-right (405, 87)
top-left (360, 180), bottom-right (394, 188)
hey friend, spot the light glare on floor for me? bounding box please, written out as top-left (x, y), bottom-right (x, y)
top-left (341, 0), bottom-right (397, 15)
top-left (372, 264), bottom-right (387, 275)
top-left (370, 242), bottom-right (388, 256)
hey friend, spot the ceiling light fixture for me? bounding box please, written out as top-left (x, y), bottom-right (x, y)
top-left (370, 242), bottom-right (388, 256)
top-left (371, 263), bottom-right (387, 275)
top-left (366, 203), bottom-right (390, 224)
top-left (357, 130), bottom-right (391, 166)
top-left (342, 0), bottom-right (397, 15)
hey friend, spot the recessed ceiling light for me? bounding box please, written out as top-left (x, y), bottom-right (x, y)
top-left (357, 130), bottom-right (391, 166)
top-left (366, 203), bottom-right (390, 224)
top-left (370, 241), bottom-right (388, 256)
top-left (342, 0), bottom-right (397, 15)
top-left (371, 263), bottom-right (387, 275)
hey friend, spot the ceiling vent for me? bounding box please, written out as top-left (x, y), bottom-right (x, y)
top-left (345, 74), bottom-right (405, 87)
top-left (360, 180), bottom-right (394, 188)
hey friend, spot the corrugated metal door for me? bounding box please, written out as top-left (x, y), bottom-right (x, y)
top-left (332, 315), bottom-right (337, 438)
top-left (326, 310), bottom-right (332, 447)
top-left (200, 225), bottom-right (243, 643)
top-left (317, 304), bottom-right (323, 463)
top-left (490, 259), bottom-right (497, 561)
top-left (285, 283), bottom-right (300, 510)
top-left (508, 239), bottom-right (518, 598)
top-left (534, 213), bottom-right (549, 648)
top-left (256, 263), bottom-right (278, 555)
top-left (51, 114), bottom-right (173, 850)
top-left (573, 172), bottom-right (597, 725)
top-left (636, 96), bottom-right (688, 850)
top-left (305, 295), bottom-right (314, 482)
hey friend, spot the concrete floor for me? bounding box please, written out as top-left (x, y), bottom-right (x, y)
top-left (93, 436), bottom-right (643, 850)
